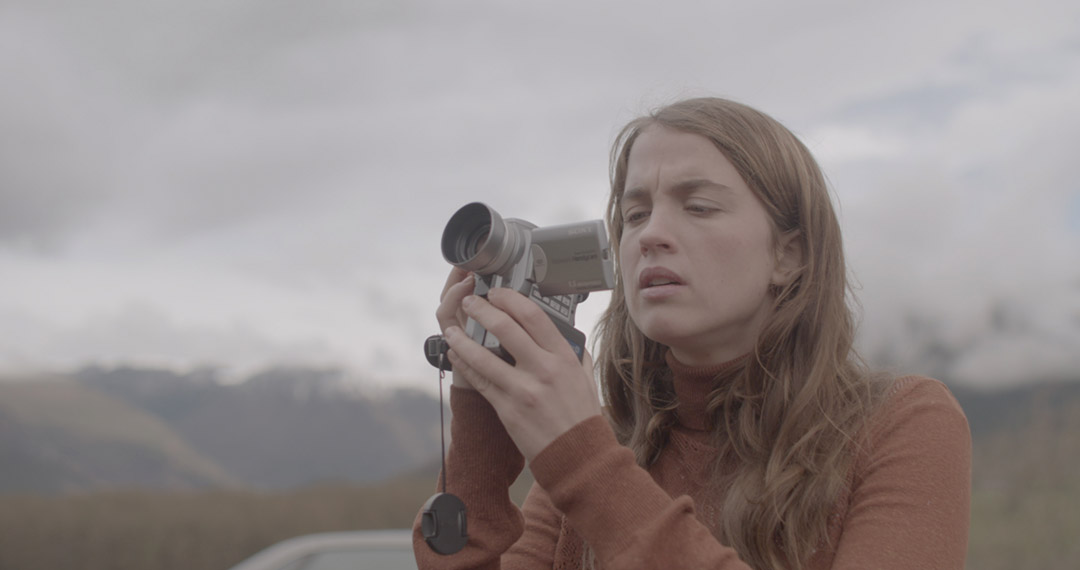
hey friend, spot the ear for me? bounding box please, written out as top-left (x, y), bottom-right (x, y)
top-left (771, 230), bottom-right (804, 287)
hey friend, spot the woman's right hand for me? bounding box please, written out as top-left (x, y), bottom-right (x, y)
top-left (435, 267), bottom-right (478, 389)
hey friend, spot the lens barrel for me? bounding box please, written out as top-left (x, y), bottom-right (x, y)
top-left (441, 202), bottom-right (522, 275)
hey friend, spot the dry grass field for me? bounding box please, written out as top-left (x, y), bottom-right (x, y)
top-left (965, 398), bottom-right (1080, 570)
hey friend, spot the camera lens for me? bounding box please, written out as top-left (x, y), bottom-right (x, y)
top-left (460, 225), bottom-right (490, 261)
top-left (441, 202), bottom-right (521, 275)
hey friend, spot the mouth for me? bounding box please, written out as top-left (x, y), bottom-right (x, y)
top-left (638, 267), bottom-right (684, 290)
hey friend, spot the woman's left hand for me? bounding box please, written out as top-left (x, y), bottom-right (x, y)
top-left (443, 287), bottom-right (602, 461)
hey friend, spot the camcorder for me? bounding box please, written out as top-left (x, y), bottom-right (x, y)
top-left (424, 202), bottom-right (616, 370)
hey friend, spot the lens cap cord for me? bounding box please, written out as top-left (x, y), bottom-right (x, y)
top-left (420, 346), bottom-right (468, 555)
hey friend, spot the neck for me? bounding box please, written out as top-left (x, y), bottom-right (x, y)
top-left (665, 350), bottom-right (746, 431)
top-left (668, 339), bottom-right (755, 369)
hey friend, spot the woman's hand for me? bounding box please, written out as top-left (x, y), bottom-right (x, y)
top-left (435, 267), bottom-right (480, 390)
top-left (442, 286), bottom-right (602, 461)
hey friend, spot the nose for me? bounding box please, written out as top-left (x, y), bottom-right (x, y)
top-left (636, 207), bottom-right (675, 255)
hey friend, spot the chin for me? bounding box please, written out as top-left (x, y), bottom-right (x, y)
top-left (633, 316), bottom-right (691, 348)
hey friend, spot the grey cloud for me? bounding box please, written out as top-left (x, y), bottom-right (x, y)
top-left (836, 74), bottom-right (1080, 386)
top-left (0, 301), bottom-right (343, 378)
top-left (2, 0), bottom-right (1079, 388)
top-left (0, 11), bottom-right (126, 250)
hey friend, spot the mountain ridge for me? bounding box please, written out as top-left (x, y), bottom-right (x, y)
top-left (0, 364), bottom-right (1076, 494)
top-left (0, 365), bottom-right (444, 494)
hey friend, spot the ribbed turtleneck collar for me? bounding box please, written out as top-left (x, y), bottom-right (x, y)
top-left (664, 350), bottom-right (747, 431)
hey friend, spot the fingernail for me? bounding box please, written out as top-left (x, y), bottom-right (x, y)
top-left (462, 295), bottom-right (476, 308)
top-left (445, 326), bottom-right (461, 338)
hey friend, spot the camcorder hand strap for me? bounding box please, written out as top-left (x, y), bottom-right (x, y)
top-left (420, 346), bottom-right (468, 555)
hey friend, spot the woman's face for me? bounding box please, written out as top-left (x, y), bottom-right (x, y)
top-left (618, 125), bottom-right (789, 366)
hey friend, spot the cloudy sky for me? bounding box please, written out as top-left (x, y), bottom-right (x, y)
top-left (2, 0), bottom-right (1078, 391)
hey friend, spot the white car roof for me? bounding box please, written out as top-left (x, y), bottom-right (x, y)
top-left (229, 529), bottom-right (415, 570)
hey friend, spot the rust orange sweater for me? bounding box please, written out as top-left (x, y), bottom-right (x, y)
top-left (413, 356), bottom-right (971, 569)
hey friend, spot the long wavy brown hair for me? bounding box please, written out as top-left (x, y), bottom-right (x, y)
top-left (594, 97), bottom-right (887, 570)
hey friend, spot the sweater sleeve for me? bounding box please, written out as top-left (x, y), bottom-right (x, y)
top-left (501, 482), bottom-right (562, 568)
top-left (529, 416), bottom-right (753, 569)
top-left (412, 387), bottom-right (527, 570)
top-left (526, 377), bottom-right (971, 570)
top-left (411, 392), bottom-right (749, 569)
top-left (413, 377), bottom-right (971, 570)
top-left (830, 376), bottom-right (972, 569)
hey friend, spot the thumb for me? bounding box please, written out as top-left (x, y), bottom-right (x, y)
top-left (580, 349), bottom-right (600, 405)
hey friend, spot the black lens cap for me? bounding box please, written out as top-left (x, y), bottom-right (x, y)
top-left (424, 335), bottom-right (452, 371)
top-left (420, 492), bottom-right (468, 554)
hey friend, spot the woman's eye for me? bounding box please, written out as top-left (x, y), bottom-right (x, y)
top-left (623, 210), bottom-right (649, 223)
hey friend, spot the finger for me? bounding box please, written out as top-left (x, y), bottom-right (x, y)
top-left (459, 293), bottom-right (550, 366)
top-left (439, 267), bottom-right (471, 301)
top-left (485, 288), bottom-right (576, 359)
top-left (446, 349), bottom-right (484, 391)
top-left (580, 349), bottom-right (600, 405)
top-left (581, 348), bottom-right (595, 372)
top-left (436, 273), bottom-right (475, 332)
top-left (443, 325), bottom-right (516, 396)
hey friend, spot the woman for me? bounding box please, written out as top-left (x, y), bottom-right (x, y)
top-left (414, 97), bottom-right (971, 569)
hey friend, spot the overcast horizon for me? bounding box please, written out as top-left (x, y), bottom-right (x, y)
top-left (2, 0), bottom-right (1078, 392)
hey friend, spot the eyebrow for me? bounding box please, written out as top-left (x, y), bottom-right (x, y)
top-left (621, 178), bottom-right (733, 205)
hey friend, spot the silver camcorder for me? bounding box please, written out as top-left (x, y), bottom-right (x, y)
top-left (425, 202), bottom-right (616, 370)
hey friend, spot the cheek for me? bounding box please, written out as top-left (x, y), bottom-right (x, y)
top-left (617, 240), bottom-right (636, 280)
top-left (698, 231), bottom-right (775, 287)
